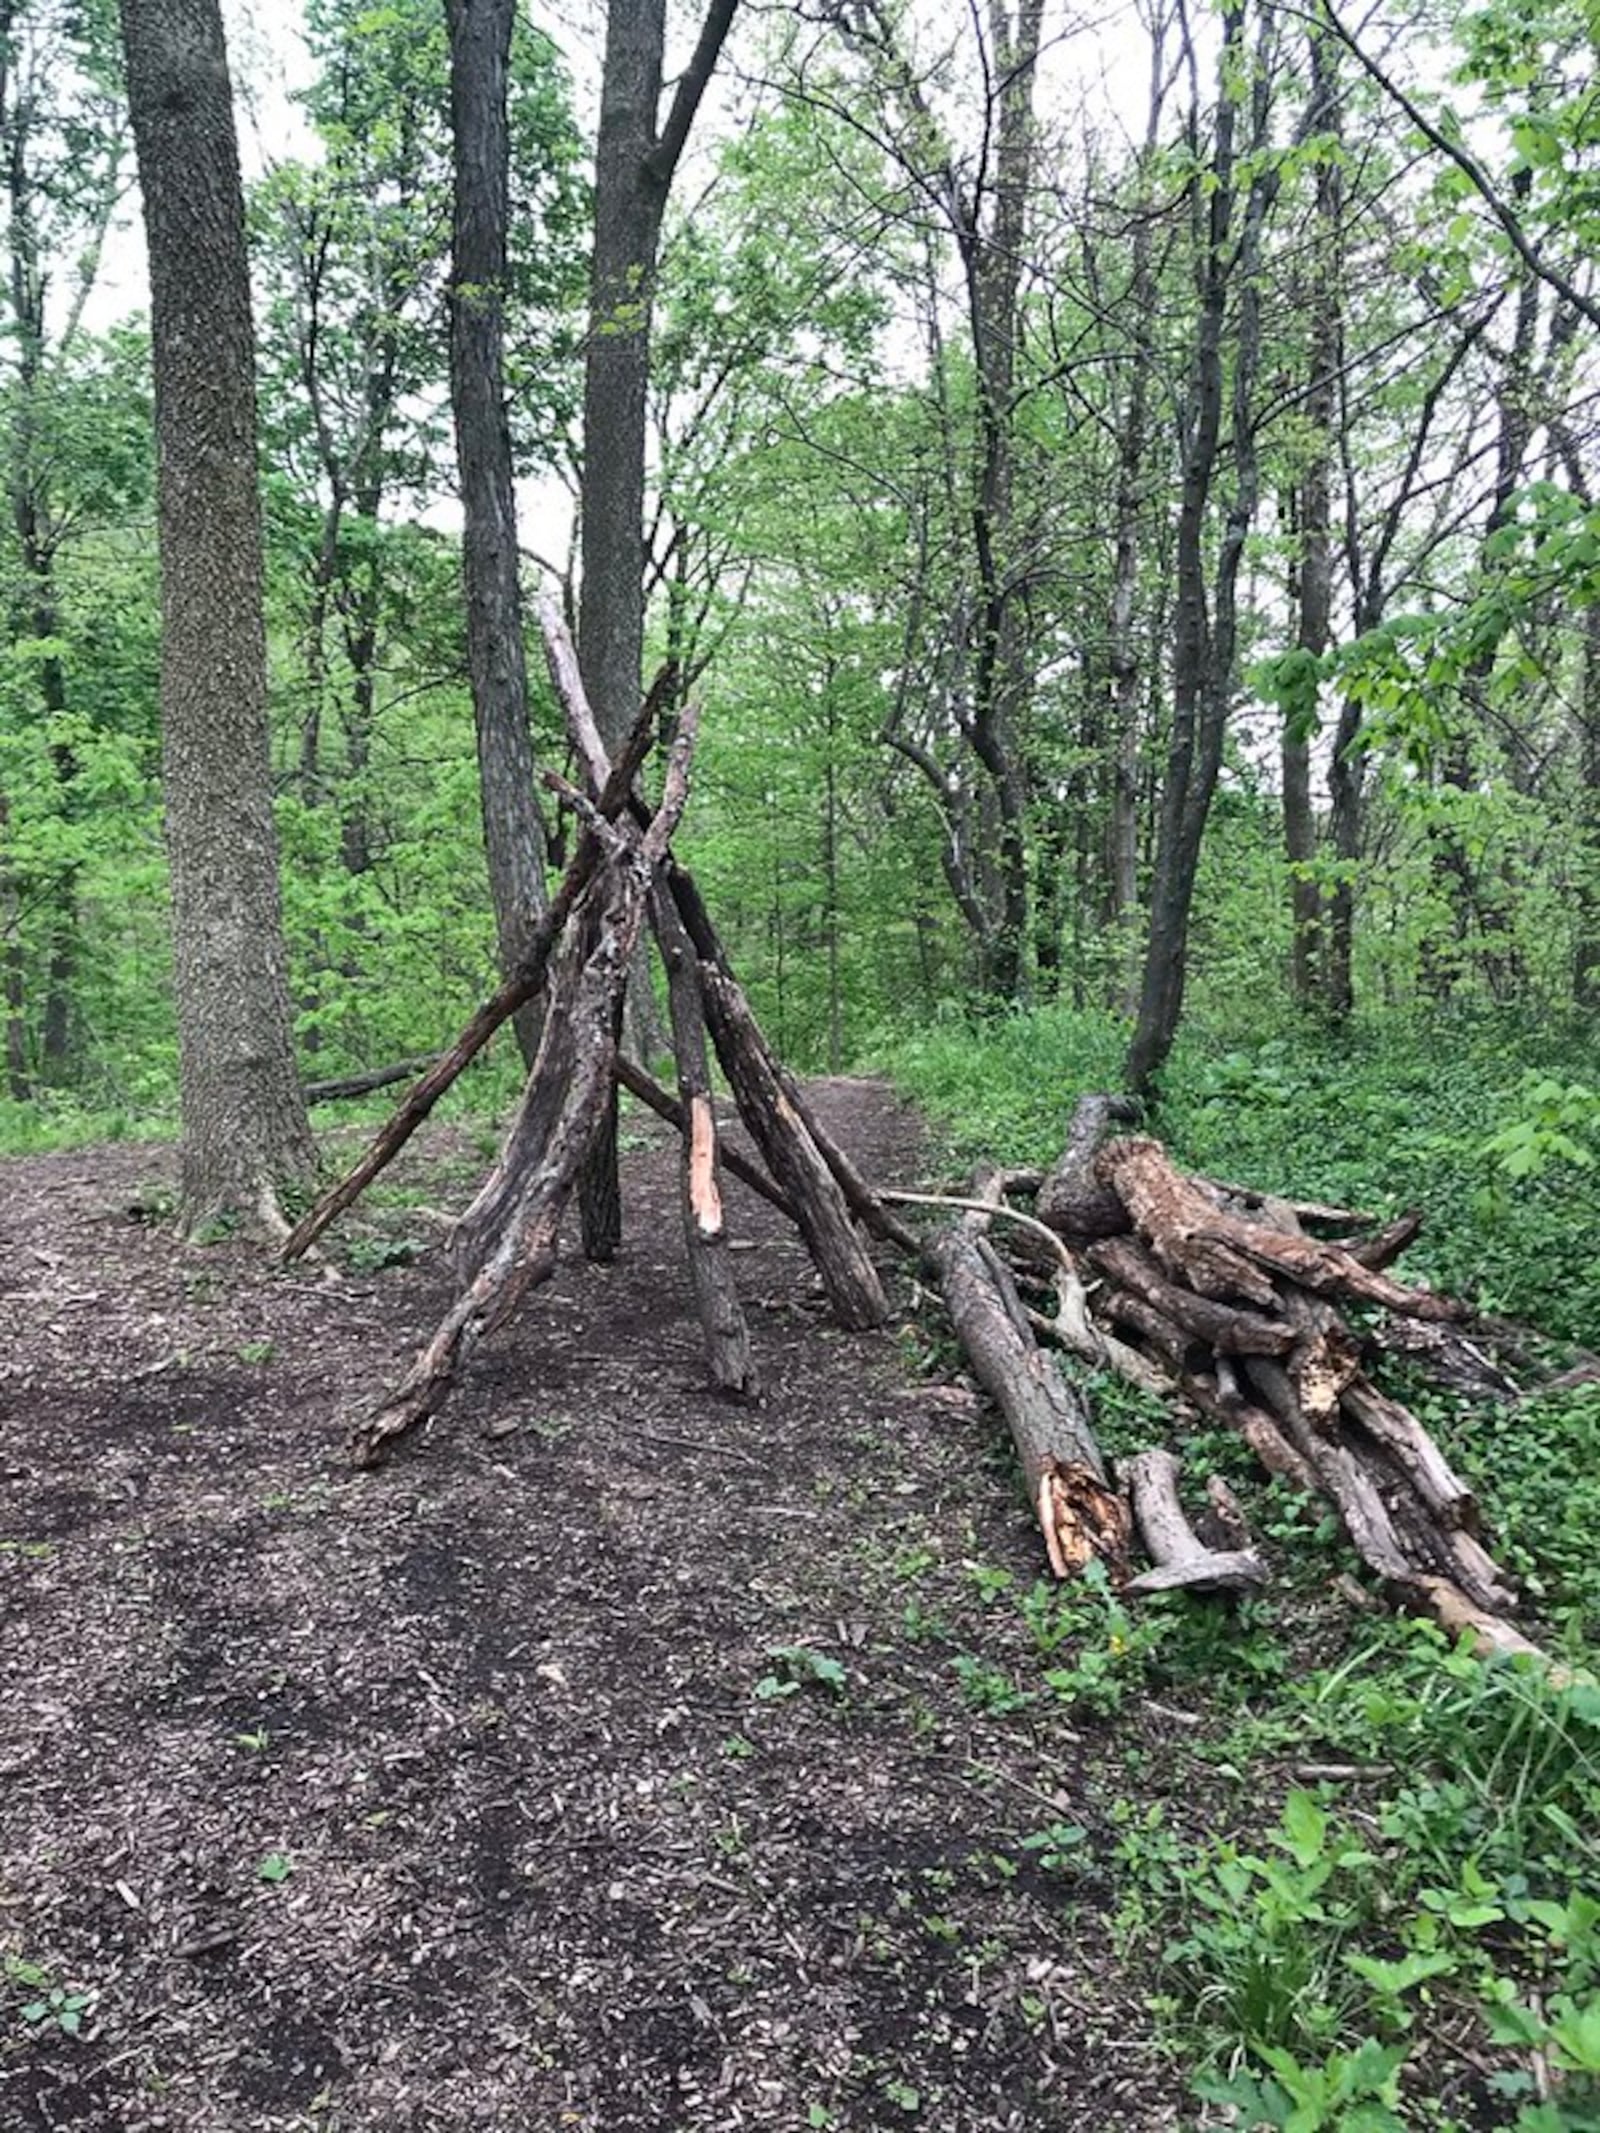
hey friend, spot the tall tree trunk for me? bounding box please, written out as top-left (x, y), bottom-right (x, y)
top-left (575, 0), bottom-right (738, 1259)
top-left (446, 0), bottom-right (550, 1070)
top-left (0, 788), bottom-right (28, 1099)
top-left (1428, 173), bottom-right (1539, 996)
top-left (5, 43), bottom-right (79, 1083)
top-left (1104, 3), bottom-right (1171, 1012)
top-left (120, 0), bottom-right (315, 1231)
top-left (1128, 2), bottom-right (1277, 1097)
top-left (1573, 550), bottom-right (1600, 1005)
top-left (960, 0), bottom-right (1045, 1003)
top-left (1285, 30), bottom-right (1341, 1009)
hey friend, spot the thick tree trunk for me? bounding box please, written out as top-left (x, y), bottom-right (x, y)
top-left (961, 0), bottom-right (1045, 1003)
top-left (1125, 7), bottom-right (1243, 1097)
top-left (447, 0), bottom-right (549, 1070)
top-left (925, 1169), bottom-right (1126, 1579)
top-left (574, 0), bottom-right (738, 1254)
top-left (120, 0), bottom-right (315, 1232)
top-left (1104, 12), bottom-right (1171, 1008)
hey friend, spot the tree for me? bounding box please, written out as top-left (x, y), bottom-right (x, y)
top-left (447, 0), bottom-right (557, 1066)
top-left (119, 0), bottom-right (314, 1228)
top-left (576, 0), bottom-right (739, 1259)
top-left (251, 0), bottom-right (582, 897)
top-left (1125, 0), bottom-right (1283, 1097)
top-left (1, 0), bottom-right (129, 1088)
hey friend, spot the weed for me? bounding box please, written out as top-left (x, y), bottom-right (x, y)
top-left (754, 1645), bottom-right (849, 1701)
top-left (950, 1653), bottom-right (1033, 1714)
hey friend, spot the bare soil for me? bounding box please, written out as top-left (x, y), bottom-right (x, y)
top-left (0, 1080), bottom-right (1183, 2133)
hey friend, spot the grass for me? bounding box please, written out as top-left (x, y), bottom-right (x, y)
top-left (879, 999), bottom-right (1600, 2130)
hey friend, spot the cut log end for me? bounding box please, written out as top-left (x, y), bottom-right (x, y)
top-left (1038, 1462), bottom-right (1131, 1581)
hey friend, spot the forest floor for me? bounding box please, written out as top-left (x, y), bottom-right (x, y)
top-left (0, 1080), bottom-right (1189, 2133)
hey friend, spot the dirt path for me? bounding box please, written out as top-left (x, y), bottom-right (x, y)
top-left (1, 1082), bottom-right (1178, 2132)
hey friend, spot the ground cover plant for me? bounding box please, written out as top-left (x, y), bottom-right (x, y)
top-left (886, 1002), bottom-right (1600, 2127)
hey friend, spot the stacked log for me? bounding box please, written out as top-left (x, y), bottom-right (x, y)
top-left (1012, 1106), bottom-right (1536, 1663)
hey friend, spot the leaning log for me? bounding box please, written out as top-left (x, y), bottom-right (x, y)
top-left (350, 717), bottom-right (696, 1466)
top-left (652, 884), bottom-right (758, 1396)
top-left (924, 1176), bottom-right (1126, 1581)
top-left (612, 1056), bottom-right (795, 1221)
top-left (699, 966), bottom-right (888, 1331)
top-left (281, 695), bottom-right (660, 1264)
top-left (351, 886), bottom-right (624, 1466)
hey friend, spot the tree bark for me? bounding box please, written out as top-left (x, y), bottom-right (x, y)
top-left (447, 0), bottom-right (549, 1069)
top-left (1035, 1092), bottom-right (1139, 1240)
top-left (1283, 26), bottom-right (1341, 1007)
top-left (653, 885), bottom-right (759, 1394)
top-left (1126, 1), bottom-right (1277, 1096)
top-left (924, 1173), bottom-right (1126, 1580)
top-left (575, 0), bottom-right (739, 1253)
top-left (120, 0), bottom-right (315, 1232)
top-left (1104, 7), bottom-right (1172, 1006)
top-left (1121, 1448), bottom-right (1267, 1595)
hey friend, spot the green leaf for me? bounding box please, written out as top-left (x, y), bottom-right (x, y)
top-left (1346, 1950), bottom-right (1455, 1997)
top-left (1278, 1790), bottom-right (1328, 1868)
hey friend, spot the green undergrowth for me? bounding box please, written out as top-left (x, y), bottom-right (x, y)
top-left (880, 1003), bottom-right (1600, 2129)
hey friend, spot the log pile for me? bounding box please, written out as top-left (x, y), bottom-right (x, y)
top-left (999, 1104), bottom-right (1540, 1665)
top-left (283, 604), bottom-right (1543, 1667)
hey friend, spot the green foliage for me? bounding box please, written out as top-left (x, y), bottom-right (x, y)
top-left (754, 1645), bottom-right (850, 1701)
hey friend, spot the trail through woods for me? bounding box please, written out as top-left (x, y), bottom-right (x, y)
top-left (0, 1086), bottom-right (1187, 2133)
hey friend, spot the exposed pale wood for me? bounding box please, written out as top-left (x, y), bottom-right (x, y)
top-left (687, 1095), bottom-right (720, 1234)
top-left (878, 1189), bottom-right (1076, 1266)
top-left (611, 1056), bottom-right (795, 1221)
top-left (700, 966), bottom-right (888, 1331)
top-left (1031, 1262), bottom-right (1175, 1400)
top-left (1409, 1576), bottom-right (1571, 1680)
top-left (653, 880), bottom-right (757, 1396)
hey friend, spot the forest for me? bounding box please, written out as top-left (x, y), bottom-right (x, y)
top-left (1, 0), bottom-right (1598, 2129)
